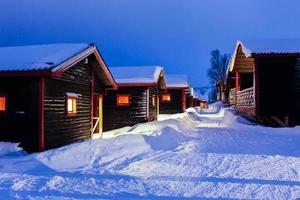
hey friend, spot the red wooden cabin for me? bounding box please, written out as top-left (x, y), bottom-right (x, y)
top-left (159, 74), bottom-right (190, 114)
top-left (103, 66), bottom-right (166, 131)
top-left (227, 39), bottom-right (300, 126)
top-left (0, 43), bottom-right (117, 151)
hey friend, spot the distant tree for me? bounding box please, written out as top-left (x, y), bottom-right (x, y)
top-left (207, 49), bottom-right (230, 102)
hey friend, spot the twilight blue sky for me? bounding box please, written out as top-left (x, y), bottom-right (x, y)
top-left (0, 0), bottom-right (299, 87)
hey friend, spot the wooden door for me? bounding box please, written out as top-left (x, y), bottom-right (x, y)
top-left (92, 94), bottom-right (103, 135)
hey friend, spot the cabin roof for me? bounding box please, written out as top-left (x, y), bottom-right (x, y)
top-left (0, 43), bottom-right (117, 88)
top-left (228, 39), bottom-right (300, 73)
top-left (238, 39), bottom-right (300, 57)
top-left (165, 74), bottom-right (189, 88)
top-left (109, 66), bottom-right (165, 86)
top-left (0, 43), bottom-right (92, 71)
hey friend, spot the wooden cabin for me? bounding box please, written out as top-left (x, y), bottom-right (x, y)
top-left (103, 66), bottom-right (166, 131)
top-left (159, 74), bottom-right (189, 114)
top-left (192, 97), bottom-right (200, 107)
top-left (227, 39), bottom-right (300, 126)
top-left (185, 87), bottom-right (195, 109)
top-left (199, 100), bottom-right (208, 109)
top-left (196, 89), bottom-right (209, 109)
top-left (0, 43), bottom-right (117, 151)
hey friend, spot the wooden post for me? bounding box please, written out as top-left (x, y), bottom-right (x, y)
top-left (156, 90), bottom-right (160, 117)
top-left (146, 88), bottom-right (150, 121)
top-left (235, 72), bottom-right (239, 105)
top-left (235, 72), bottom-right (239, 91)
top-left (254, 59), bottom-right (259, 115)
top-left (182, 89), bottom-right (186, 112)
top-left (91, 70), bottom-right (94, 136)
top-left (38, 77), bottom-right (45, 152)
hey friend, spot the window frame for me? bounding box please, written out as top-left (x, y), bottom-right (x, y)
top-left (66, 96), bottom-right (78, 116)
top-left (0, 94), bottom-right (7, 115)
top-left (161, 93), bottom-right (171, 103)
top-left (116, 94), bottom-right (130, 106)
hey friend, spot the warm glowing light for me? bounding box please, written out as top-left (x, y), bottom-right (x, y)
top-left (161, 94), bottom-right (171, 102)
top-left (117, 94), bottom-right (130, 106)
top-left (67, 97), bottom-right (77, 114)
top-left (0, 96), bottom-right (6, 111)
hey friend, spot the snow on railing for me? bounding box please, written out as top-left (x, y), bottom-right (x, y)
top-left (237, 87), bottom-right (255, 107)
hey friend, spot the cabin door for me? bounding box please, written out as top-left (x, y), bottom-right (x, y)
top-left (92, 94), bottom-right (103, 136)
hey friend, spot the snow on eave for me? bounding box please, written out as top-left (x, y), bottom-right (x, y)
top-left (229, 39), bottom-right (300, 72)
top-left (53, 44), bottom-right (117, 89)
top-left (165, 74), bottom-right (190, 88)
top-left (228, 41), bottom-right (250, 72)
top-left (0, 43), bottom-right (92, 72)
top-left (109, 66), bottom-right (165, 86)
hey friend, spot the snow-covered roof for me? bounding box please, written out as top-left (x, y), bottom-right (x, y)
top-left (109, 66), bottom-right (164, 85)
top-left (165, 74), bottom-right (189, 88)
top-left (0, 43), bottom-right (92, 71)
top-left (238, 39), bottom-right (300, 57)
top-left (228, 39), bottom-right (300, 72)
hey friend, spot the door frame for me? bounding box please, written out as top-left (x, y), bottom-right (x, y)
top-left (92, 93), bottom-right (103, 137)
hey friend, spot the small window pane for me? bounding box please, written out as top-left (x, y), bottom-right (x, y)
top-left (67, 99), bottom-right (73, 112)
top-left (161, 94), bottom-right (171, 102)
top-left (0, 96), bottom-right (6, 111)
top-left (67, 97), bottom-right (77, 114)
top-left (117, 95), bottom-right (130, 106)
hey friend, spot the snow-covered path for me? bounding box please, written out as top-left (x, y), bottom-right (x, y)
top-left (1, 103), bottom-right (300, 199)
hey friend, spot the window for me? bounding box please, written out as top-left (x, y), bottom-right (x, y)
top-left (161, 94), bottom-right (171, 102)
top-left (117, 94), bottom-right (130, 106)
top-left (0, 95), bottom-right (7, 114)
top-left (66, 96), bottom-right (77, 115)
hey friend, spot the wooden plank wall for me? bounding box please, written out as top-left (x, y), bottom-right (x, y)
top-left (294, 58), bottom-right (300, 123)
top-left (103, 87), bottom-right (149, 131)
top-left (257, 57), bottom-right (294, 116)
top-left (148, 87), bottom-right (158, 121)
top-left (44, 61), bottom-right (92, 149)
top-left (0, 78), bottom-right (39, 152)
top-left (159, 89), bottom-right (183, 114)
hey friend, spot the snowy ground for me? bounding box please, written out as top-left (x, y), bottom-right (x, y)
top-left (1, 103), bottom-right (300, 199)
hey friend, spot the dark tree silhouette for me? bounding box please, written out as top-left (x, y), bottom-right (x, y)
top-left (207, 49), bottom-right (230, 102)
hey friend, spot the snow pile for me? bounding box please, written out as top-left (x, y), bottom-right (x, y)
top-left (36, 135), bottom-right (151, 172)
top-left (0, 142), bottom-right (23, 156)
top-left (36, 111), bottom-right (198, 172)
top-left (2, 102), bottom-right (300, 199)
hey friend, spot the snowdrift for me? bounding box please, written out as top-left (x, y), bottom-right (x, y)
top-left (0, 142), bottom-right (23, 156)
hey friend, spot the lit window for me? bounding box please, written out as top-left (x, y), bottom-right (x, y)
top-left (117, 94), bottom-right (130, 106)
top-left (161, 94), bottom-right (171, 102)
top-left (67, 97), bottom-right (77, 115)
top-left (0, 95), bottom-right (7, 112)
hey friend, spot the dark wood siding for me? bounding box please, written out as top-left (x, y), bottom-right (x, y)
top-left (148, 86), bottom-right (158, 121)
top-left (294, 58), bottom-right (300, 123)
top-left (159, 89), bottom-right (184, 114)
top-left (94, 72), bottom-right (104, 93)
top-left (0, 78), bottom-right (39, 151)
top-left (186, 95), bottom-right (193, 108)
top-left (44, 62), bottom-right (92, 149)
top-left (103, 87), bottom-right (152, 131)
top-left (257, 58), bottom-right (295, 117)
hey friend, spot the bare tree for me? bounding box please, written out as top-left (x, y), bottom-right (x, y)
top-left (207, 49), bottom-right (230, 102)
